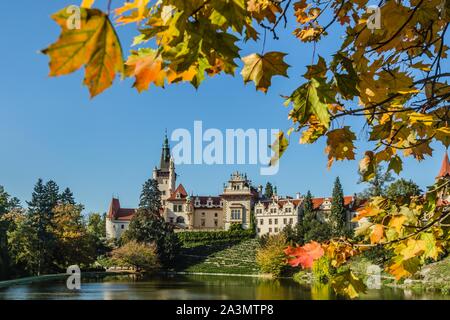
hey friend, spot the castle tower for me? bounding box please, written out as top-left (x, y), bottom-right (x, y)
top-left (220, 171), bottom-right (257, 230)
top-left (153, 132), bottom-right (176, 206)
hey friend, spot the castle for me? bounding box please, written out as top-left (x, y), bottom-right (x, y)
top-left (106, 135), bottom-right (450, 240)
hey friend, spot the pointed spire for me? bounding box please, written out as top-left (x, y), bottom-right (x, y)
top-left (160, 130), bottom-right (171, 170)
top-left (437, 151), bottom-right (450, 179)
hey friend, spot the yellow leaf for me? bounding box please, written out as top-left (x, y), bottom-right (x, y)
top-left (81, 0), bottom-right (95, 8)
top-left (400, 239), bottom-right (425, 260)
top-left (325, 127), bottom-right (356, 168)
top-left (241, 52), bottom-right (290, 93)
top-left (389, 215), bottom-right (406, 233)
top-left (42, 7), bottom-right (124, 98)
top-left (115, 0), bottom-right (150, 25)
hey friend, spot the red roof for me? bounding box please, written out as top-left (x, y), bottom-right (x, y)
top-left (437, 152), bottom-right (450, 178)
top-left (311, 196), bottom-right (354, 210)
top-left (107, 198), bottom-right (136, 221)
top-left (167, 184), bottom-right (188, 201)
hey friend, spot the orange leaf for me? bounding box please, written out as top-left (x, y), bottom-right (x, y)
top-left (370, 224), bottom-right (384, 244)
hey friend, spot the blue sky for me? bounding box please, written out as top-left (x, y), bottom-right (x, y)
top-left (0, 1), bottom-right (447, 213)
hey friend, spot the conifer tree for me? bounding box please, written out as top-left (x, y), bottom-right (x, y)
top-left (330, 177), bottom-right (346, 237)
top-left (264, 182), bottom-right (274, 199)
top-left (26, 179), bottom-right (60, 275)
top-left (60, 187), bottom-right (75, 205)
top-left (139, 179), bottom-right (161, 212)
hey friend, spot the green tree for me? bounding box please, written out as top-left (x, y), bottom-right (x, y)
top-left (60, 187), bottom-right (75, 205)
top-left (6, 209), bottom-right (38, 277)
top-left (139, 179), bottom-right (161, 212)
top-left (0, 186), bottom-right (20, 279)
top-left (358, 166), bottom-right (394, 199)
top-left (86, 212), bottom-right (109, 257)
top-left (123, 209), bottom-right (179, 267)
top-left (51, 203), bottom-right (95, 269)
top-left (330, 177), bottom-right (346, 237)
top-left (302, 212), bottom-right (332, 244)
top-left (302, 190), bottom-right (314, 214)
top-left (264, 182), bottom-right (274, 199)
top-left (385, 179), bottom-right (422, 202)
top-left (26, 179), bottom-right (60, 275)
top-left (256, 233), bottom-right (288, 277)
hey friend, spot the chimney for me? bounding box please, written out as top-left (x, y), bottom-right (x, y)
top-left (296, 192), bottom-right (301, 200)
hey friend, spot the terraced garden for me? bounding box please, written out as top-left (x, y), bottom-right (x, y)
top-left (174, 239), bottom-right (260, 275)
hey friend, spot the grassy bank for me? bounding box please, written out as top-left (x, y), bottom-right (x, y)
top-left (174, 239), bottom-right (260, 275)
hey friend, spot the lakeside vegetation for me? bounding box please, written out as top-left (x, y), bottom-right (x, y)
top-left (1, 170), bottom-right (449, 299)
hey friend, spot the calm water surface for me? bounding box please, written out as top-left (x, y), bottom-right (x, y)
top-left (0, 274), bottom-right (448, 300)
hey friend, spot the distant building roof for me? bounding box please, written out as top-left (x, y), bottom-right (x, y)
top-left (107, 198), bottom-right (136, 221)
top-left (437, 152), bottom-right (450, 179)
top-left (167, 184), bottom-right (188, 201)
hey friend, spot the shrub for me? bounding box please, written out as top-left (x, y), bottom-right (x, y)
top-left (122, 208), bottom-right (180, 267)
top-left (177, 228), bottom-right (255, 245)
top-left (256, 233), bottom-right (288, 277)
top-left (312, 257), bottom-right (334, 283)
top-left (111, 241), bottom-right (160, 272)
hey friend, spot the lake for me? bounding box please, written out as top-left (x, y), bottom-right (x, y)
top-left (0, 274), bottom-right (448, 300)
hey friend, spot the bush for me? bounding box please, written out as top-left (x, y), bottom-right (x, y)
top-left (111, 241), bottom-right (160, 272)
top-left (177, 228), bottom-right (255, 245)
top-left (312, 257), bottom-right (334, 283)
top-left (122, 208), bottom-right (180, 267)
top-left (256, 233), bottom-right (288, 277)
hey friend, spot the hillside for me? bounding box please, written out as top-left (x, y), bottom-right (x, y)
top-left (174, 239), bottom-right (260, 275)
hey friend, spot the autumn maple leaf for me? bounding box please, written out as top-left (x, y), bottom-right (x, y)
top-left (284, 241), bottom-right (324, 269)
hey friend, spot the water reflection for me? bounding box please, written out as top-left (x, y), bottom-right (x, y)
top-left (0, 274), bottom-right (448, 300)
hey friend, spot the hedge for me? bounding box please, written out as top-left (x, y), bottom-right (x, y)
top-left (177, 229), bottom-right (255, 244)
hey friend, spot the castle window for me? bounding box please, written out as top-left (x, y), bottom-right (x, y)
top-left (121, 225), bottom-right (124, 229)
top-left (201, 219), bottom-right (206, 227)
top-left (285, 207), bottom-right (292, 213)
top-left (283, 218), bottom-right (287, 224)
top-left (260, 219), bottom-right (263, 225)
top-left (269, 219), bottom-right (272, 225)
top-left (231, 209), bottom-right (241, 220)
top-left (202, 212), bottom-right (205, 216)
top-left (275, 227), bottom-right (279, 232)
top-left (270, 208), bottom-right (277, 214)
top-left (257, 228), bottom-right (261, 233)
top-left (214, 213), bottom-right (218, 217)
top-left (289, 218), bottom-right (293, 224)
top-left (269, 228), bottom-right (272, 233)
top-left (214, 220), bottom-right (218, 227)
top-left (274, 219), bottom-right (278, 225)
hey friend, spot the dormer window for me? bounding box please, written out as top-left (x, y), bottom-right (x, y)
top-left (207, 198), bottom-right (213, 207)
top-left (176, 192), bottom-right (181, 199)
top-left (195, 198), bottom-right (200, 207)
